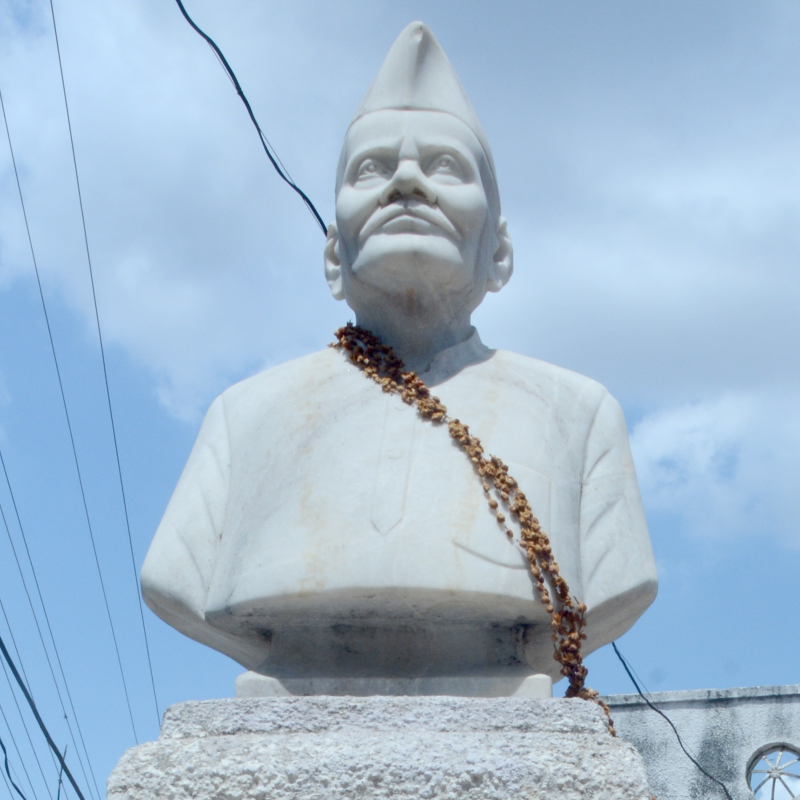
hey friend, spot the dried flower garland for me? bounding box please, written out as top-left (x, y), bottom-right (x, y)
top-left (332, 322), bottom-right (615, 735)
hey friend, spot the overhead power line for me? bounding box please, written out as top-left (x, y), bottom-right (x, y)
top-left (0, 462), bottom-right (99, 800)
top-left (1, 762), bottom-right (19, 800)
top-left (1, 655), bottom-right (55, 800)
top-left (0, 730), bottom-right (28, 800)
top-left (48, 0), bottom-right (160, 728)
top-left (0, 77), bottom-right (138, 748)
top-left (0, 635), bottom-right (86, 800)
top-left (0, 87), bottom-right (103, 791)
top-left (173, 0), bottom-right (327, 234)
top-left (0, 705), bottom-right (35, 800)
top-left (54, 748), bottom-right (66, 800)
top-left (0, 599), bottom-right (31, 697)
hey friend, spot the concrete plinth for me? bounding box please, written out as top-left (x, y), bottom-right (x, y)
top-left (108, 697), bottom-right (652, 799)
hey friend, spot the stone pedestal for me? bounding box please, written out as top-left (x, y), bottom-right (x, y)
top-left (108, 697), bottom-right (652, 799)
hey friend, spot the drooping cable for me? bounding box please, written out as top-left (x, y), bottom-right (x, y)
top-left (1, 763), bottom-right (14, 800)
top-left (0, 608), bottom-right (57, 794)
top-left (47, 0), bottom-right (160, 727)
top-left (1, 762), bottom-right (15, 800)
top-left (1, 656), bottom-right (55, 799)
top-left (0, 604), bottom-right (53, 787)
top-left (0, 729), bottom-right (28, 800)
top-left (54, 748), bottom-right (66, 800)
top-left (612, 642), bottom-right (733, 800)
top-left (0, 600), bottom-right (30, 695)
top-left (0, 703), bottom-right (37, 800)
top-left (0, 636), bottom-right (86, 800)
top-left (0, 476), bottom-right (98, 800)
top-left (172, 0), bottom-right (327, 235)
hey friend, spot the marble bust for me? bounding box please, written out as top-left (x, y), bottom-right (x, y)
top-left (141, 22), bottom-right (657, 693)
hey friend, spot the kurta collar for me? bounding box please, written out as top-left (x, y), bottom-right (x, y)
top-left (418, 327), bottom-right (493, 387)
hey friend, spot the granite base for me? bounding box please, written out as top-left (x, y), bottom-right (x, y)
top-left (108, 697), bottom-right (651, 799)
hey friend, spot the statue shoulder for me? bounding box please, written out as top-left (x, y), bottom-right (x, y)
top-left (208, 346), bottom-right (351, 423)
top-left (487, 348), bottom-right (613, 412)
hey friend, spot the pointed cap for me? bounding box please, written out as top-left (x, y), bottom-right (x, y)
top-left (350, 22), bottom-right (496, 177)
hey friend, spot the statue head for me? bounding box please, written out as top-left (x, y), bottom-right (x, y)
top-left (325, 23), bottom-right (513, 328)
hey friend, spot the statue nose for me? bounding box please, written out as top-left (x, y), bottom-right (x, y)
top-left (380, 159), bottom-right (437, 206)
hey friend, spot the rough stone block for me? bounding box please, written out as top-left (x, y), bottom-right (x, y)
top-left (108, 697), bottom-right (652, 799)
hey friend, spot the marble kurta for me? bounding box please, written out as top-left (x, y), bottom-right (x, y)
top-left (141, 332), bottom-right (657, 682)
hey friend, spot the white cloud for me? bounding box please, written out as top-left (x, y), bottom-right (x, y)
top-left (0, 2), bottom-right (798, 774)
top-left (630, 392), bottom-right (800, 549)
top-left (0, 0), bottom-right (798, 426)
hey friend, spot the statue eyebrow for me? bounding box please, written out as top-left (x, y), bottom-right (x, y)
top-left (418, 145), bottom-right (475, 175)
top-left (345, 147), bottom-right (400, 178)
top-left (347, 140), bottom-right (403, 162)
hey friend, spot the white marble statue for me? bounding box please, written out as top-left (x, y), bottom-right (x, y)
top-left (141, 22), bottom-right (657, 693)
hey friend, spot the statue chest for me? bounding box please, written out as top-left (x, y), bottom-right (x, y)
top-left (206, 362), bottom-right (585, 615)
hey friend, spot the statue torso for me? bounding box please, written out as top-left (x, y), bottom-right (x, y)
top-left (142, 340), bottom-right (656, 679)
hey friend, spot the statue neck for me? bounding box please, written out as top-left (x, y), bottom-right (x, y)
top-left (354, 304), bottom-right (473, 375)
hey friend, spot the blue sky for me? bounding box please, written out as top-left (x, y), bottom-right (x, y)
top-left (0, 1), bottom-right (798, 798)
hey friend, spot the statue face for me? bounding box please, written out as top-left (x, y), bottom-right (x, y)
top-left (334, 109), bottom-right (493, 302)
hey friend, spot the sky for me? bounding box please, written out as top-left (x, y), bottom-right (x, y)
top-left (0, 0), bottom-right (798, 797)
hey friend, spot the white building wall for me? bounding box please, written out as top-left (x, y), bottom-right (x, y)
top-left (606, 684), bottom-right (800, 799)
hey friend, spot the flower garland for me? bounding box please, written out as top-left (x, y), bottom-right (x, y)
top-left (332, 322), bottom-right (615, 735)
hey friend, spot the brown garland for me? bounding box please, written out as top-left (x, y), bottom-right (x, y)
top-left (332, 322), bottom-right (615, 735)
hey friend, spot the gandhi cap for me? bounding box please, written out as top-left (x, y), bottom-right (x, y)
top-left (347, 21), bottom-right (497, 184)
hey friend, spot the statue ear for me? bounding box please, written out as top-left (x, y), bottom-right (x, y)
top-left (324, 224), bottom-right (345, 301)
top-left (486, 216), bottom-right (513, 293)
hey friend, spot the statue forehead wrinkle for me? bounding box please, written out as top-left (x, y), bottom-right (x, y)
top-left (335, 22), bottom-right (500, 212)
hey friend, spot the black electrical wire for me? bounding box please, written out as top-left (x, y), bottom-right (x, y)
top-left (1, 763), bottom-right (15, 800)
top-left (0, 635), bottom-right (86, 800)
top-left (1, 82), bottom-right (119, 797)
top-left (0, 502), bottom-right (83, 792)
top-left (0, 577), bottom-right (62, 785)
top-left (47, 0), bottom-right (160, 729)
top-left (612, 642), bottom-right (733, 800)
top-left (1, 62), bottom-right (139, 744)
top-left (0, 763), bottom-right (14, 800)
top-left (0, 600), bottom-right (30, 696)
top-left (0, 103), bottom-right (93, 795)
top-left (172, 0), bottom-right (327, 235)
top-left (0, 703), bottom-right (37, 800)
top-left (1, 657), bottom-right (55, 800)
top-left (54, 748), bottom-right (66, 800)
top-left (0, 730), bottom-right (27, 800)
top-left (0, 474), bottom-right (97, 800)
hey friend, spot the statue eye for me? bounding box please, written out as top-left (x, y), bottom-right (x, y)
top-left (356, 158), bottom-right (388, 181)
top-left (428, 153), bottom-right (463, 180)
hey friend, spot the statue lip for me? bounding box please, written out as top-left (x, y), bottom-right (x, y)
top-left (359, 203), bottom-right (460, 244)
top-left (377, 214), bottom-right (445, 236)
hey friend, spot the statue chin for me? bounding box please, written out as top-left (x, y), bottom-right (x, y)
top-left (347, 234), bottom-right (477, 297)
